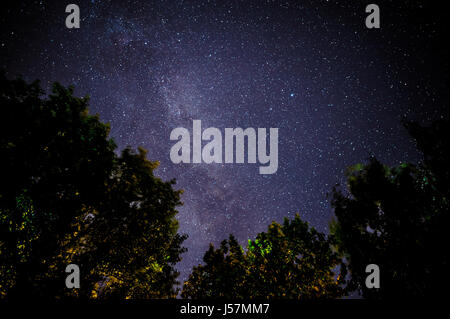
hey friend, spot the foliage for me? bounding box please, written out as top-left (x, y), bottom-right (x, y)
top-left (182, 214), bottom-right (345, 299)
top-left (2, 72), bottom-right (447, 299)
top-left (0, 73), bottom-right (186, 298)
top-left (330, 119), bottom-right (449, 298)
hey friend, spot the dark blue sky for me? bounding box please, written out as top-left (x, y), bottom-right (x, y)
top-left (1, 0), bottom-right (447, 283)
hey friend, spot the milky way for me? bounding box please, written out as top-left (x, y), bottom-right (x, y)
top-left (1, 0), bottom-right (447, 282)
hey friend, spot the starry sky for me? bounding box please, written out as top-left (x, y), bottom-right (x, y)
top-left (1, 0), bottom-right (448, 283)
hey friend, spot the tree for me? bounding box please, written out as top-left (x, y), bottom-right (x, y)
top-left (0, 73), bottom-right (186, 298)
top-left (182, 214), bottom-right (345, 299)
top-left (330, 119), bottom-right (449, 298)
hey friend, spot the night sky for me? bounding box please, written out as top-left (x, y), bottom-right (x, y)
top-left (1, 0), bottom-right (447, 283)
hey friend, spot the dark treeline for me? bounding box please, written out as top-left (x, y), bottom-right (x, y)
top-left (1, 75), bottom-right (448, 299)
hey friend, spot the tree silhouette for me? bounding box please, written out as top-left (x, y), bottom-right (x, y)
top-left (182, 214), bottom-right (345, 299)
top-left (330, 119), bottom-right (449, 298)
top-left (0, 73), bottom-right (186, 298)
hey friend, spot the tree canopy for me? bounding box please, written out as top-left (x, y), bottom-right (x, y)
top-left (0, 73), bottom-right (186, 298)
top-left (1, 73), bottom-right (447, 299)
top-left (330, 119), bottom-right (449, 298)
top-left (182, 214), bottom-right (345, 299)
